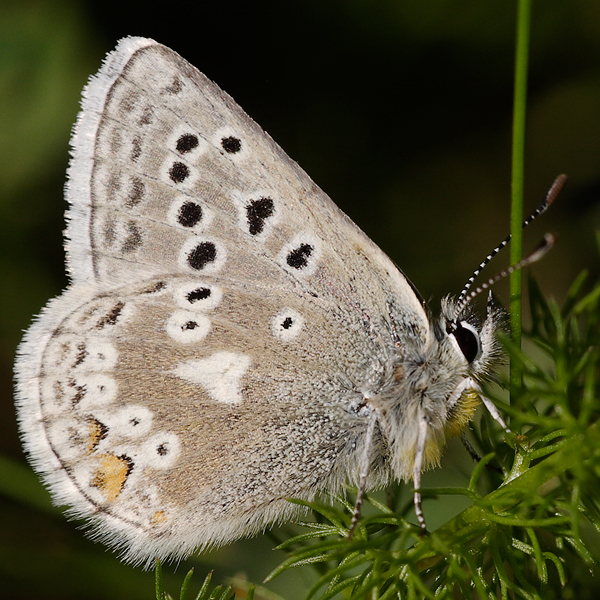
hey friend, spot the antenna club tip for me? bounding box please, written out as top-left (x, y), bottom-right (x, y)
top-left (527, 233), bottom-right (556, 264)
top-left (546, 174), bottom-right (568, 207)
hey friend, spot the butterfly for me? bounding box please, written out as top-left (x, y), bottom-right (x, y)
top-left (14, 36), bottom-right (558, 566)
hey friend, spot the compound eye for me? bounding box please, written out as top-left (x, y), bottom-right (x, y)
top-left (451, 321), bottom-right (482, 363)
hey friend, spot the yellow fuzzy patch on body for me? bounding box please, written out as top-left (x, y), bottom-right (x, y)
top-left (394, 390), bottom-right (482, 479)
top-left (423, 438), bottom-right (443, 468)
top-left (90, 454), bottom-right (131, 501)
top-left (396, 437), bottom-right (445, 478)
top-left (444, 389), bottom-right (482, 439)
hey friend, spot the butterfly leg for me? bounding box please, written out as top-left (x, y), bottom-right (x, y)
top-left (460, 431), bottom-right (482, 462)
top-left (460, 430), bottom-right (504, 474)
top-left (473, 381), bottom-right (510, 433)
top-left (347, 407), bottom-right (378, 540)
top-left (449, 377), bottom-right (511, 434)
top-left (413, 415), bottom-right (428, 534)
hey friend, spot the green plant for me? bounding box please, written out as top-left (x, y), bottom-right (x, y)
top-left (155, 561), bottom-right (246, 600)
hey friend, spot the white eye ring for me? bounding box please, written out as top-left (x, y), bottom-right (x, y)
top-left (449, 320), bottom-right (482, 363)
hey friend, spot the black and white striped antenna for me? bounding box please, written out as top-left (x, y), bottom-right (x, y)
top-left (453, 174), bottom-right (566, 319)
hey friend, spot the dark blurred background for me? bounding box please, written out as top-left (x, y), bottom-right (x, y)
top-left (2, 1), bottom-right (600, 598)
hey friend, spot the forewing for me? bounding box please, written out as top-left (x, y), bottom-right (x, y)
top-left (67, 38), bottom-right (426, 326)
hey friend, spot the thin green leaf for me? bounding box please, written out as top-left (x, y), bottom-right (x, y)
top-left (179, 568), bottom-right (195, 600)
top-left (193, 572), bottom-right (214, 600)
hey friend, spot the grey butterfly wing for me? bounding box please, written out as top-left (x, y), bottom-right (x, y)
top-left (24, 277), bottom-right (391, 563)
top-left (15, 37), bottom-right (431, 565)
top-left (67, 38), bottom-right (425, 318)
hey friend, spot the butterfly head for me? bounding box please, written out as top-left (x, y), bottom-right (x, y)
top-left (384, 231), bottom-right (555, 478)
top-left (439, 292), bottom-right (504, 383)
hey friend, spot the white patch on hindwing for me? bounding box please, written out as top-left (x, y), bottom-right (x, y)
top-left (173, 351), bottom-right (251, 404)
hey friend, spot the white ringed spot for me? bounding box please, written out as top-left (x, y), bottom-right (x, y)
top-left (231, 190), bottom-right (279, 241)
top-left (167, 125), bottom-right (209, 162)
top-left (279, 232), bottom-right (322, 276)
top-left (93, 405), bottom-right (154, 439)
top-left (178, 237), bottom-right (227, 273)
top-left (172, 281), bottom-right (223, 311)
top-left (167, 194), bottom-right (213, 232)
top-left (162, 155), bottom-right (198, 189)
top-left (271, 308), bottom-right (305, 341)
top-left (140, 432), bottom-right (181, 469)
top-left (166, 311), bottom-right (211, 344)
top-left (213, 127), bottom-right (250, 162)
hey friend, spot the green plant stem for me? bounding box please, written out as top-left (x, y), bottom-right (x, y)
top-left (510, 0), bottom-right (531, 394)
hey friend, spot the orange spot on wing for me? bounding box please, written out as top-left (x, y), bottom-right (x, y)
top-left (90, 454), bottom-right (133, 501)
